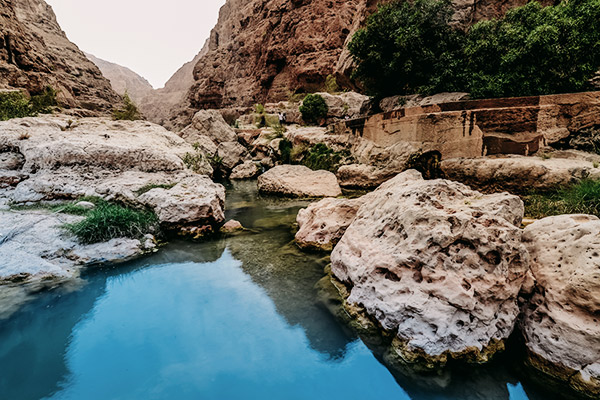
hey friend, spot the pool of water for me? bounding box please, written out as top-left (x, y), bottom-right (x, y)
top-left (0, 181), bottom-right (563, 400)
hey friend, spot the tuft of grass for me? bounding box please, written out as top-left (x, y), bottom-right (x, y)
top-left (524, 180), bottom-right (600, 219)
top-left (64, 200), bottom-right (159, 244)
top-left (134, 183), bottom-right (176, 197)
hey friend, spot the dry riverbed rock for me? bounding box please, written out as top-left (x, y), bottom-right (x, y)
top-left (258, 165), bottom-right (342, 198)
top-left (330, 170), bottom-right (529, 367)
top-left (521, 215), bottom-right (600, 397)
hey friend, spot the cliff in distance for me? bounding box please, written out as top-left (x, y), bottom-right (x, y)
top-left (85, 52), bottom-right (153, 104)
top-left (0, 0), bottom-right (120, 113)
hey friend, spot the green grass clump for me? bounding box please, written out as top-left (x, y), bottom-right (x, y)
top-left (524, 180), bottom-right (600, 219)
top-left (64, 200), bottom-right (159, 244)
top-left (134, 183), bottom-right (176, 196)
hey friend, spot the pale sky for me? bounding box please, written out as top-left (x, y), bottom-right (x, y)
top-left (45, 0), bottom-right (226, 89)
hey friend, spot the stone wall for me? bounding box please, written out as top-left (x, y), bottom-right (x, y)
top-left (336, 91), bottom-right (600, 161)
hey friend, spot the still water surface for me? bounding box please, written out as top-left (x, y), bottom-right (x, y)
top-left (0, 181), bottom-right (561, 400)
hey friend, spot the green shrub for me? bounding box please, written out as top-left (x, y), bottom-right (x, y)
top-left (0, 91), bottom-right (33, 121)
top-left (524, 179), bottom-right (600, 218)
top-left (303, 143), bottom-right (349, 172)
top-left (349, 0), bottom-right (600, 99)
top-left (30, 86), bottom-right (57, 114)
top-left (299, 94), bottom-right (328, 124)
top-left (64, 200), bottom-right (159, 244)
top-left (348, 0), bottom-right (464, 98)
top-left (279, 138), bottom-right (293, 164)
top-left (464, 0), bottom-right (600, 98)
top-left (113, 92), bottom-right (141, 121)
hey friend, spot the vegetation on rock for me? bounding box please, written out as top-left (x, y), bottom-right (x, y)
top-left (113, 92), bottom-right (141, 121)
top-left (299, 94), bottom-right (328, 124)
top-left (524, 179), bottom-right (600, 218)
top-left (304, 143), bottom-right (349, 172)
top-left (349, 0), bottom-right (600, 99)
top-left (65, 199), bottom-right (158, 244)
top-left (0, 87), bottom-right (57, 121)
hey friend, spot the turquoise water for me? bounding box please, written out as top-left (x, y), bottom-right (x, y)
top-left (0, 181), bottom-right (561, 400)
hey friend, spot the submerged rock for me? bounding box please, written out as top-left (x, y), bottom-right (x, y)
top-left (296, 197), bottom-right (367, 251)
top-left (220, 220), bottom-right (244, 234)
top-left (330, 170), bottom-right (529, 367)
top-left (521, 215), bottom-right (600, 397)
top-left (258, 165), bottom-right (342, 198)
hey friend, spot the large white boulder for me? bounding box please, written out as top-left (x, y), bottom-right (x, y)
top-left (521, 215), bottom-right (600, 397)
top-left (179, 110), bottom-right (237, 145)
top-left (258, 165), bottom-right (342, 198)
top-left (138, 175), bottom-right (226, 229)
top-left (330, 170), bottom-right (529, 366)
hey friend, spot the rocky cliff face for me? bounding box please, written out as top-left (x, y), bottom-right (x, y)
top-left (167, 0), bottom-right (552, 123)
top-left (0, 0), bottom-right (120, 113)
top-left (85, 52), bottom-right (153, 105)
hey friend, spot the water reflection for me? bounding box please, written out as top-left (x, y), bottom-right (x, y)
top-left (0, 180), bottom-right (567, 400)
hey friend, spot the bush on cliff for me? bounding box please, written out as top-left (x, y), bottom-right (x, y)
top-left (349, 0), bottom-right (600, 99)
top-left (0, 87), bottom-right (58, 121)
top-left (30, 86), bottom-right (58, 114)
top-left (464, 0), bottom-right (600, 98)
top-left (113, 92), bottom-right (141, 121)
top-left (299, 94), bottom-right (328, 124)
top-left (348, 0), bottom-right (464, 98)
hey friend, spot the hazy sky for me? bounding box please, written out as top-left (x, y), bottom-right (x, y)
top-left (45, 0), bottom-right (226, 88)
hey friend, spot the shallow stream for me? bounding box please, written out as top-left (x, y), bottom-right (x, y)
top-left (0, 181), bottom-right (563, 400)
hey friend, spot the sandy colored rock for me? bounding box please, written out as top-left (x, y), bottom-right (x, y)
top-left (220, 219), bottom-right (244, 234)
top-left (217, 141), bottom-right (248, 171)
top-left (441, 155), bottom-right (600, 193)
top-left (138, 175), bottom-right (226, 229)
top-left (296, 196), bottom-right (368, 251)
top-left (336, 164), bottom-right (397, 189)
top-left (180, 110), bottom-right (237, 145)
top-left (258, 165), bottom-right (342, 198)
top-left (521, 215), bottom-right (600, 397)
top-left (285, 125), bottom-right (351, 153)
top-left (230, 161), bottom-right (260, 180)
top-left (313, 91), bottom-right (370, 120)
top-left (331, 170), bottom-right (529, 366)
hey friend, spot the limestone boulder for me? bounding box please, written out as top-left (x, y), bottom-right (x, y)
top-left (296, 196), bottom-right (367, 251)
top-left (217, 141), bottom-right (248, 171)
top-left (138, 175), bottom-right (226, 229)
top-left (258, 165), bottom-right (342, 198)
top-left (331, 170), bottom-right (529, 366)
top-left (0, 116), bottom-right (193, 173)
top-left (314, 91), bottom-right (370, 120)
top-left (521, 215), bottom-right (600, 397)
top-left (179, 110), bottom-right (237, 145)
top-left (336, 164), bottom-right (397, 189)
top-left (442, 155), bottom-right (600, 193)
top-left (285, 125), bottom-right (351, 153)
top-left (230, 161), bottom-right (260, 180)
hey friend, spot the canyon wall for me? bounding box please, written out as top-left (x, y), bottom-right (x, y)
top-left (0, 0), bottom-right (120, 113)
top-left (85, 52), bottom-right (153, 104)
top-left (166, 0), bottom-right (553, 126)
